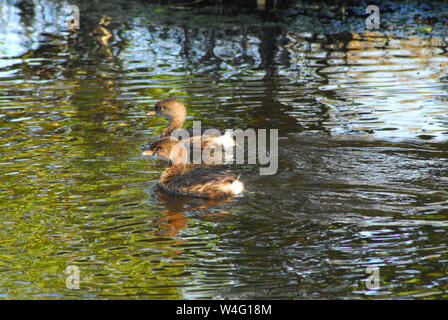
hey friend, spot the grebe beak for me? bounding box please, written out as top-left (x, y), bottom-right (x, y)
top-left (147, 110), bottom-right (156, 116)
top-left (142, 149), bottom-right (155, 156)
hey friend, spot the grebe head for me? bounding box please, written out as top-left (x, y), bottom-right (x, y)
top-left (142, 137), bottom-right (187, 165)
top-left (147, 98), bottom-right (187, 121)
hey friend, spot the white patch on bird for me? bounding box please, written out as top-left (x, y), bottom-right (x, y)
top-left (214, 131), bottom-right (235, 148)
top-left (228, 180), bottom-right (244, 195)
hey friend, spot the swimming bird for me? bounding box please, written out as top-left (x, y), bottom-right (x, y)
top-left (142, 137), bottom-right (244, 199)
top-left (145, 98), bottom-right (234, 162)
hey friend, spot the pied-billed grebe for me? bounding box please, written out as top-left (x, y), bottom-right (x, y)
top-left (142, 137), bottom-right (244, 199)
top-left (147, 98), bottom-right (234, 146)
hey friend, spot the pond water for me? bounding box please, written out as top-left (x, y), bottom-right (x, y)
top-left (0, 0), bottom-right (447, 299)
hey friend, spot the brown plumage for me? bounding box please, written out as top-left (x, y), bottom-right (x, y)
top-left (144, 98), bottom-right (235, 162)
top-left (142, 137), bottom-right (244, 199)
top-left (147, 98), bottom-right (219, 137)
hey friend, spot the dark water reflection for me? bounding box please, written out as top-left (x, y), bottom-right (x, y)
top-left (0, 0), bottom-right (448, 299)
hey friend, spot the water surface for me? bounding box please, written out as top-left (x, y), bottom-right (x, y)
top-left (0, 0), bottom-right (448, 299)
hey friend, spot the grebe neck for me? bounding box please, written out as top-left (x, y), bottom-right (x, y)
top-left (161, 116), bottom-right (186, 138)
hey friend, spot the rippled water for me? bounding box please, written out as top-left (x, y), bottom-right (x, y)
top-left (1, 0), bottom-right (448, 299)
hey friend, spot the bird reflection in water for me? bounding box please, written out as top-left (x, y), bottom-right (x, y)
top-left (153, 188), bottom-right (235, 237)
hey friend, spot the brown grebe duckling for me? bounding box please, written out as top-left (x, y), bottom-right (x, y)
top-left (147, 98), bottom-right (234, 146)
top-left (142, 137), bottom-right (244, 199)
